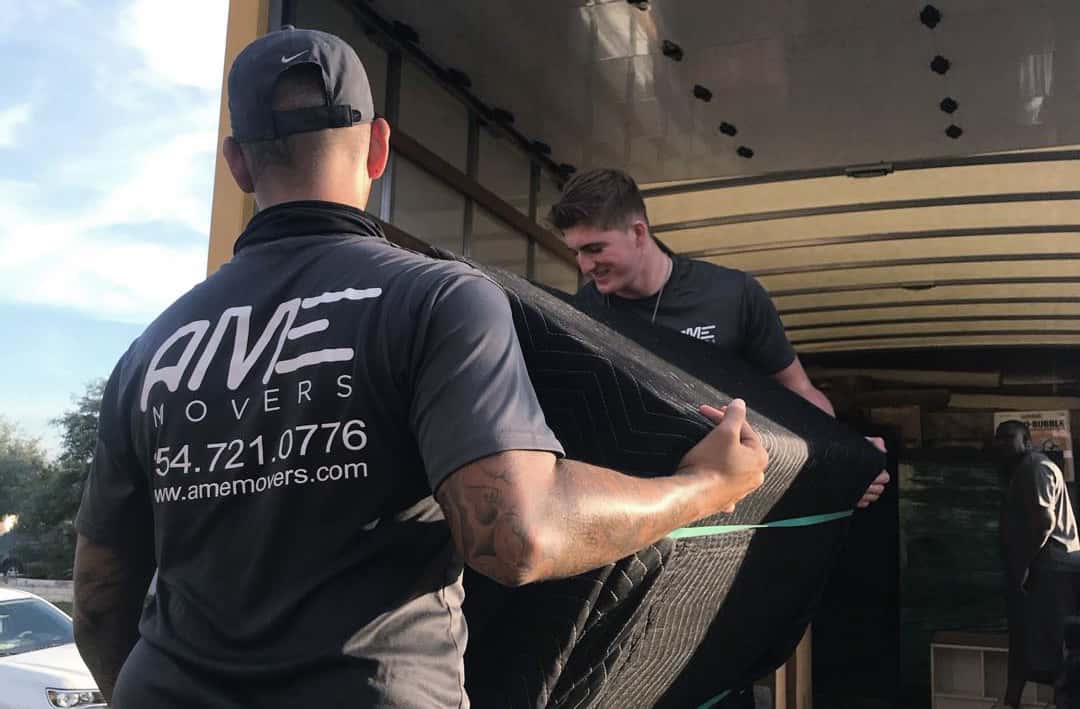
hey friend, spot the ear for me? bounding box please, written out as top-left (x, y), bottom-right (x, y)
top-left (223, 137), bottom-right (255, 194)
top-left (631, 220), bottom-right (650, 247)
top-left (367, 117), bottom-right (391, 180)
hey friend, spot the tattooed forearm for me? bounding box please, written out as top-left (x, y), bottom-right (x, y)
top-left (537, 459), bottom-right (698, 580)
top-left (436, 452), bottom-right (714, 586)
top-left (73, 536), bottom-right (153, 703)
top-left (437, 466), bottom-right (537, 586)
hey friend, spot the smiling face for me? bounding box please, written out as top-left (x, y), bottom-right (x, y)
top-left (548, 169), bottom-right (657, 294)
top-left (564, 221), bottom-right (649, 295)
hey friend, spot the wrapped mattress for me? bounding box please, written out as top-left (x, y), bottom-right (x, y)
top-left (460, 264), bottom-right (884, 709)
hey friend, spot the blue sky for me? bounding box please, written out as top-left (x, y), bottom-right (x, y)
top-left (0, 1), bottom-right (228, 453)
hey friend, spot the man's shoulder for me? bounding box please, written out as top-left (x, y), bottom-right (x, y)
top-left (394, 250), bottom-right (488, 285)
top-left (1025, 451), bottom-right (1053, 466)
top-left (679, 257), bottom-right (750, 291)
top-left (303, 235), bottom-right (481, 285)
top-left (135, 242), bottom-right (489, 356)
top-left (380, 251), bottom-right (500, 309)
top-left (1033, 453), bottom-right (1064, 476)
top-left (1019, 452), bottom-right (1063, 479)
top-left (223, 238), bottom-right (483, 297)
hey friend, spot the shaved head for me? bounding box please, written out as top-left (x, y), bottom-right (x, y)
top-left (994, 419), bottom-right (1031, 463)
top-left (240, 64), bottom-right (371, 183)
top-left (223, 58), bottom-right (391, 211)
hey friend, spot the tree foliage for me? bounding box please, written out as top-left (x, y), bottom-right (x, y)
top-left (14, 380), bottom-right (104, 577)
top-left (0, 419), bottom-right (48, 518)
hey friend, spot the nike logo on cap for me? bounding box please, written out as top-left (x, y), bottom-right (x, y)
top-left (281, 50), bottom-right (309, 63)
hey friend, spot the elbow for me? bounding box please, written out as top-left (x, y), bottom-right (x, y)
top-left (473, 522), bottom-right (551, 588)
top-left (72, 613), bottom-right (94, 655)
top-left (490, 567), bottom-right (539, 589)
top-left (71, 593), bottom-right (97, 642)
top-left (71, 579), bottom-right (99, 641)
top-left (796, 384), bottom-right (834, 417)
top-left (493, 568), bottom-right (545, 589)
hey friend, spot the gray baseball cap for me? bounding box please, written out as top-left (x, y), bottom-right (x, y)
top-left (227, 26), bottom-right (375, 143)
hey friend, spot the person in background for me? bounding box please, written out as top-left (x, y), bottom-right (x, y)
top-left (995, 419), bottom-right (1080, 708)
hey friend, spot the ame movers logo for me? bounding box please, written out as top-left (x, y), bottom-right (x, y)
top-left (139, 288), bottom-right (380, 423)
top-left (681, 324), bottom-right (716, 343)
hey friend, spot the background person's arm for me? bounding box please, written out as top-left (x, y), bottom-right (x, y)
top-left (72, 355), bottom-right (156, 702)
top-left (1013, 458), bottom-right (1061, 588)
top-left (73, 534), bottom-right (154, 703)
top-left (771, 358), bottom-right (889, 509)
top-left (740, 273), bottom-right (835, 417)
top-left (772, 357), bottom-right (835, 417)
top-left (435, 401), bottom-right (766, 587)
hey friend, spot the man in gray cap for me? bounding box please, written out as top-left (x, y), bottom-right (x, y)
top-left (70, 27), bottom-right (767, 707)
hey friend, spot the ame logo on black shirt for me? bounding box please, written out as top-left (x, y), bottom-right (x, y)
top-left (681, 324), bottom-right (717, 343)
top-left (140, 287), bottom-right (381, 416)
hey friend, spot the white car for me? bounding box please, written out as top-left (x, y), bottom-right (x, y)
top-left (0, 587), bottom-right (104, 708)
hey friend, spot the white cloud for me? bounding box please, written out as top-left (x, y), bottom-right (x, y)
top-left (0, 1), bottom-right (232, 323)
top-left (0, 127), bottom-right (215, 323)
top-left (0, 2), bottom-right (80, 40)
top-left (0, 103), bottom-right (31, 148)
top-left (121, 0), bottom-right (229, 91)
top-left (24, 237), bottom-right (206, 323)
top-left (89, 129), bottom-right (219, 234)
top-left (0, 1), bottom-right (232, 449)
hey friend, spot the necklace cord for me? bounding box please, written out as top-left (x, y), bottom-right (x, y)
top-left (651, 256), bottom-right (673, 324)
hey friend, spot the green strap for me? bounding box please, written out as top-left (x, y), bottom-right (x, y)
top-left (670, 510), bottom-right (853, 540)
top-left (671, 509), bottom-right (855, 709)
top-left (697, 689), bottom-right (731, 709)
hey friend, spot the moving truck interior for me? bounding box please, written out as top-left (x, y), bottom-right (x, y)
top-left (210, 2), bottom-right (1080, 707)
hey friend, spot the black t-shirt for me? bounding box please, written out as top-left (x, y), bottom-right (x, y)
top-left (76, 202), bottom-right (563, 708)
top-left (575, 256), bottom-right (796, 375)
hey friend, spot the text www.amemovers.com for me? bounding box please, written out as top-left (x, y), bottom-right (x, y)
top-left (153, 463), bottom-right (367, 503)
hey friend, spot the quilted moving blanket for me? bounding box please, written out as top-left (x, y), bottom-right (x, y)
top-left (460, 265), bottom-right (884, 709)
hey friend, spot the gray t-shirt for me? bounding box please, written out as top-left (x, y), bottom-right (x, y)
top-left (1003, 452), bottom-right (1080, 581)
top-left (76, 202), bottom-right (563, 708)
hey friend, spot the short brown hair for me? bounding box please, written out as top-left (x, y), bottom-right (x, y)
top-left (548, 168), bottom-right (649, 232)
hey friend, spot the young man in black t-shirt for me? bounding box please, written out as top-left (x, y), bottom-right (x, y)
top-left (550, 168), bottom-right (889, 510)
top-left (71, 29), bottom-right (769, 708)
